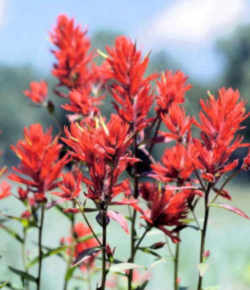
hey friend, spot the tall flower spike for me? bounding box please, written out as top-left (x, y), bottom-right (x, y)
top-left (9, 124), bottom-right (70, 202)
top-left (193, 88), bottom-right (249, 182)
top-left (103, 36), bottom-right (156, 131)
top-left (51, 14), bottom-right (93, 89)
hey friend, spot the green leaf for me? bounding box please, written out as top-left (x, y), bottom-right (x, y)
top-left (198, 262), bottom-right (209, 277)
top-left (109, 263), bottom-right (143, 273)
top-left (139, 247), bottom-right (161, 258)
top-left (0, 282), bottom-right (8, 288)
top-left (0, 224), bottom-right (24, 243)
top-left (149, 258), bottom-right (167, 269)
top-left (0, 281), bottom-right (23, 290)
top-left (65, 267), bottom-right (77, 281)
top-left (204, 286), bottom-right (220, 290)
top-left (55, 204), bottom-right (74, 221)
top-left (8, 266), bottom-right (37, 283)
top-left (27, 245), bottom-right (68, 269)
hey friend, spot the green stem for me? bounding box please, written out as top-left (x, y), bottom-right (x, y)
top-left (22, 228), bottom-right (29, 289)
top-left (75, 199), bottom-right (102, 246)
top-left (101, 209), bottom-right (107, 290)
top-left (197, 184), bottom-right (211, 290)
top-left (37, 204), bottom-right (45, 290)
top-left (174, 236), bottom-right (180, 290)
top-left (63, 202), bottom-right (76, 290)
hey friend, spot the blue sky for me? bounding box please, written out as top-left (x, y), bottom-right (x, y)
top-left (0, 0), bottom-right (250, 82)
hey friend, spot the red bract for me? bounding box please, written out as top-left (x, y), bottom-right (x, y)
top-left (53, 168), bottom-right (82, 200)
top-left (24, 81), bottom-right (48, 104)
top-left (63, 115), bottom-right (136, 203)
top-left (242, 149), bottom-right (250, 171)
top-left (62, 222), bottom-right (99, 272)
top-left (62, 88), bottom-right (103, 117)
top-left (103, 36), bottom-right (156, 131)
top-left (160, 103), bottom-right (193, 143)
top-left (51, 14), bottom-right (93, 89)
top-left (193, 88), bottom-right (249, 181)
top-left (0, 181), bottom-right (11, 200)
top-left (139, 182), bottom-right (191, 242)
top-left (151, 143), bottom-right (194, 183)
top-left (155, 71), bottom-right (191, 114)
top-left (9, 124), bottom-right (70, 202)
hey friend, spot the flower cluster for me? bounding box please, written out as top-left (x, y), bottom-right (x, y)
top-left (9, 124), bottom-right (70, 202)
top-left (1, 14), bottom-right (249, 290)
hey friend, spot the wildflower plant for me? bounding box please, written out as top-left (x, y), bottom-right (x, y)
top-left (0, 14), bottom-right (250, 290)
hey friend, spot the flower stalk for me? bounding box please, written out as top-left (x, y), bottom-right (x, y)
top-left (37, 204), bottom-right (45, 290)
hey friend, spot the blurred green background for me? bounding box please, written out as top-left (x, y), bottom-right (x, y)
top-left (0, 1), bottom-right (250, 289)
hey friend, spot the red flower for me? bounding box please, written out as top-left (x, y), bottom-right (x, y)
top-left (62, 88), bottom-right (103, 117)
top-left (53, 168), bottom-right (82, 200)
top-left (160, 103), bottom-right (193, 143)
top-left (18, 187), bottom-right (29, 201)
top-left (62, 222), bottom-right (99, 272)
top-left (103, 36), bottom-right (156, 131)
top-left (0, 181), bottom-right (11, 200)
top-left (139, 182), bottom-right (192, 242)
top-left (24, 81), bottom-right (48, 104)
top-left (50, 14), bottom-right (93, 89)
top-left (9, 124), bottom-right (70, 202)
top-left (193, 88), bottom-right (249, 181)
top-left (155, 70), bottom-right (191, 114)
top-left (63, 115), bottom-right (136, 203)
top-left (151, 143), bottom-right (194, 183)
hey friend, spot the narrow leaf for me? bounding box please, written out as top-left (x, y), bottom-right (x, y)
top-left (107, 210), bottom-right (129, 234)
top-left (0, 282), bottom-right (8, 288)
top-left (0, 224), bottom-right (24, 243)
top-left (109, 263), bottom-right (143, 273)
top-left (149, 258), bottom-right (167, 269)
top-left (139, 247), bottom-right (161, 258)
top-left (72, 247), bottom-right (100, 267)
top-left (209, 203), bottom-right (250, 219)
top-left (65, 267), bottom-right (76, 281)
top-left (27, 245), bottom-right (68, 269)
top-left (8, 266), bottom-right (37, 283)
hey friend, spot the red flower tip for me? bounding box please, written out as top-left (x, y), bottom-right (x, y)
top-left (50, 14), bottom-right (93, 89)
top-left (0, 181), bottom-right (11, 200)
top-left (156, 70), bottom-right (191, 114)
top-left (24, 81), bottom-right (48, 104)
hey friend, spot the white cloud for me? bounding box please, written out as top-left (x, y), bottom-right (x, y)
top-left (0, 0), bottom-right (6, 28)
top-left (139, 0), bottom-right (249, 47)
